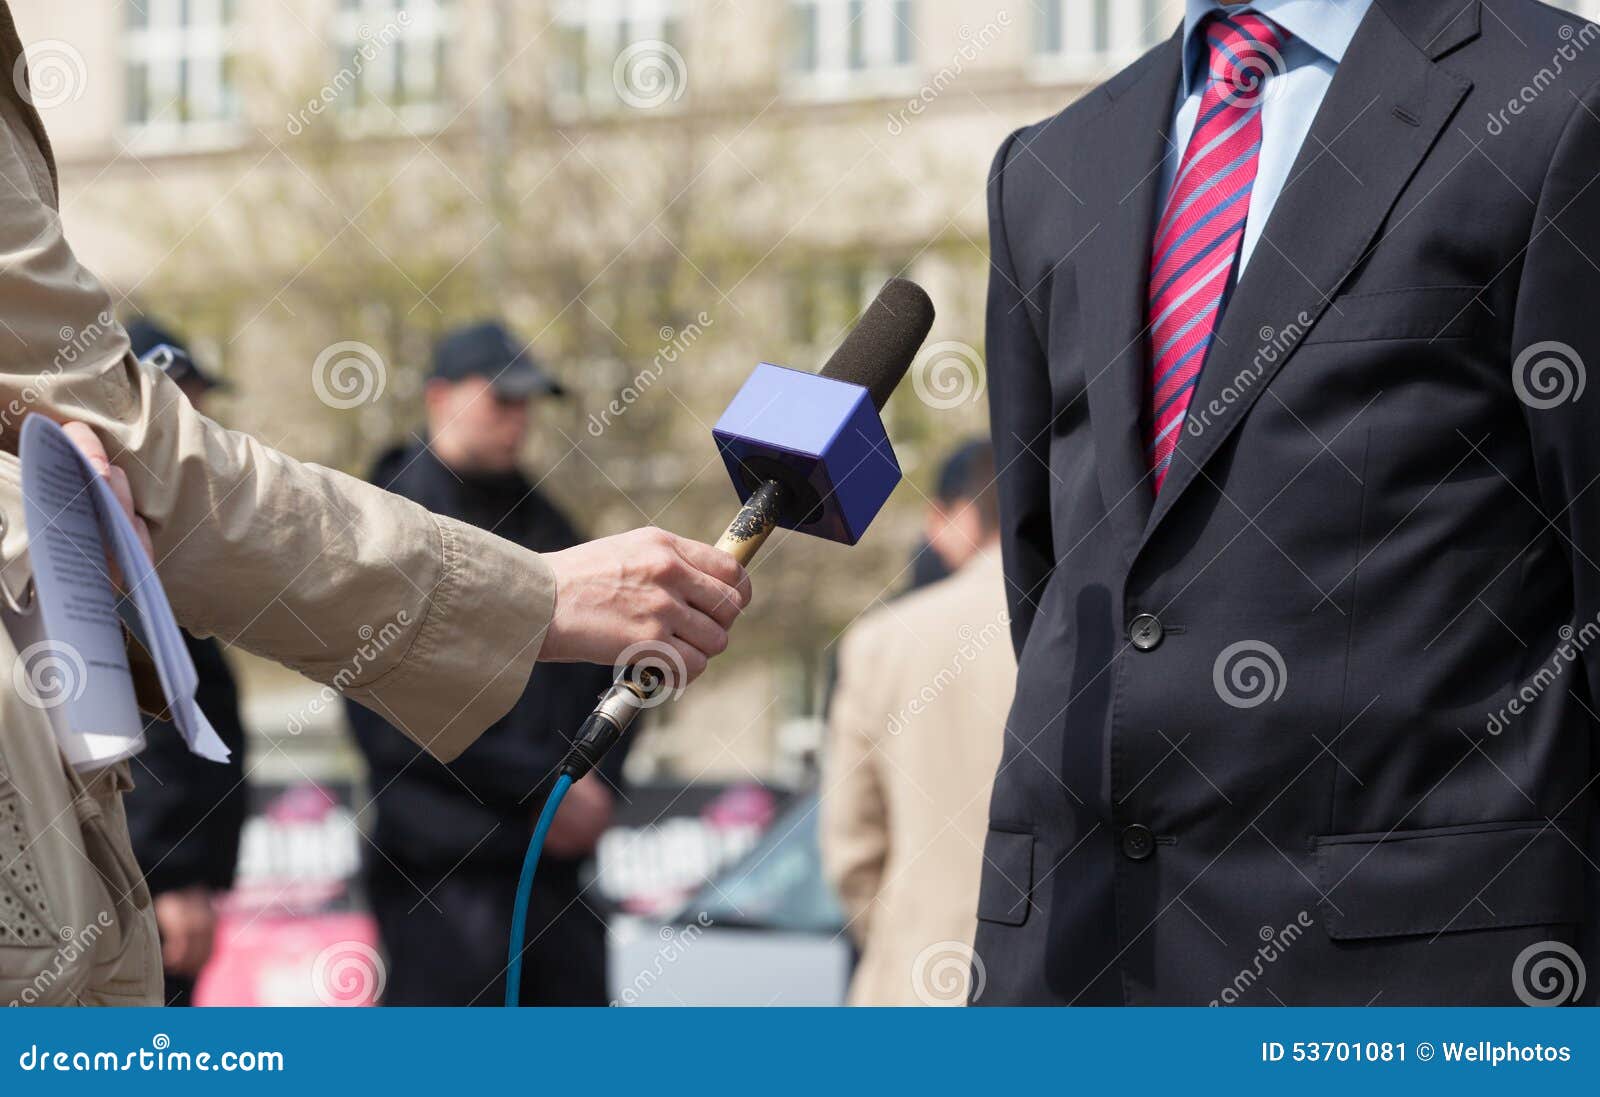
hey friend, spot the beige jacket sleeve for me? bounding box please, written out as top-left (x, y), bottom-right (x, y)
top-left (0, 14), bottom-right (552, 762)
top-left (819, 619), bottom-right (890, 944)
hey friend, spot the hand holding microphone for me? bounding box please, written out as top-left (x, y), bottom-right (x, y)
top-left (540, 526), bottom-right (751, 683)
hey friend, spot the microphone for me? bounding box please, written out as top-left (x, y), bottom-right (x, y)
top-left (559, 277), bottom-right (935, 779)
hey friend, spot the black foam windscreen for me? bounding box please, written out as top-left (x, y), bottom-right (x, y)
top-left (817, 278), bottom-right (935, 411)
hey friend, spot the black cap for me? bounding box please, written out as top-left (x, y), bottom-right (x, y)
top-left (430, 321), bottom-right (565, 399)
top-left (125, 316), bottom-right (229, 392)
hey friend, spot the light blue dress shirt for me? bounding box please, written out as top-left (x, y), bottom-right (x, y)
top-left (1156, 0), bottom-right (1375, 273)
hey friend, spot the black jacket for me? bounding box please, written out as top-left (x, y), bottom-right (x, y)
top-left (978, 0), bottom-right (1600, 1005)
top-left (124, 633), bottom-right (248, 895)
top-left (344, 443), bottom-right (616, 870)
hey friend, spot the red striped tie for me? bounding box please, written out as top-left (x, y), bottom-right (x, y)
top-left (1145, 11), bottom-right (1289, 492)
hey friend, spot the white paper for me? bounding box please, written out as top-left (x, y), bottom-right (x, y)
top-left (15, 415), bottom-right (230, 768)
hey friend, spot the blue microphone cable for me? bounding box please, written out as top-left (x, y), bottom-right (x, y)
top-left (504, 667), bottom-right (668, 1006)
top-left (504, 486), bottom-right (780, 1006)
top-left (505, 771), bottom-right (572, 1007)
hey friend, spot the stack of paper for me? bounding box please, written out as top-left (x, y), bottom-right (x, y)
top-left (7, 415), bottom-right (230, 769)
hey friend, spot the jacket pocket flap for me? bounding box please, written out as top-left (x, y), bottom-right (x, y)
top-left (976, 829), bottom-right (1034, 927)
top-left (1314, 820), bottom-right (1584, 941)
top-left (1302, 286), bottom-right (1489, 346)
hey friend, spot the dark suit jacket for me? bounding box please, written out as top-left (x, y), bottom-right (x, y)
top-left (978, 0), bottom-right (1600, 1005)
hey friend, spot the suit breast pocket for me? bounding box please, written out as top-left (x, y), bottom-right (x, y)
top-left (1303, 286), bottom-right (1493, 346)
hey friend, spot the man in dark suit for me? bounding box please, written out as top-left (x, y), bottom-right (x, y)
top-left (344, 321), bottom-right (619, 1006)
top-left (978, 0), bottom-right (1600, 1005)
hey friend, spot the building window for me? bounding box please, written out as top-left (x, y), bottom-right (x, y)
top-left (331, 0), bottom-right (456, 118)
top-left (786, 0), bottom-right (916, 99)
top-left (123, 0), bottom-right (242, 144)
top-left (1034, 0), bottom-right (1168, 73)
top-left (552, 0), bottom-right (686, 115)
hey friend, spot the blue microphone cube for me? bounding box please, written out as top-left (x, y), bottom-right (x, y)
top-left (712, 362), bottom-right (901, 545)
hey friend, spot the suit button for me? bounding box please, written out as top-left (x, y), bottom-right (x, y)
top-left (1128, 613), bottom-right (1163, 651)
top-left (1122, 824), bottom-right (1155, 861)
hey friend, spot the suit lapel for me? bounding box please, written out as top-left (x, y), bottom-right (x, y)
top-left (1140, 1), bottom-right (1475, 543)
top-left (1071, 31), bottom-right (1183, 558)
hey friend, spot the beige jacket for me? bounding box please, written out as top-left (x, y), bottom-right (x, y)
top-left (820, 550), bottom-right (1015, 1006)
top-left (0, 6), bottom-right (553, 1005)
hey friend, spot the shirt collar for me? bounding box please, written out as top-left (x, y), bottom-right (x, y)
top-left (1179, 0), bottom-right (1375, 97)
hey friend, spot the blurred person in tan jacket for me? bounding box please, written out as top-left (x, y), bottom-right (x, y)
top-left (0, 9), bottom-right (747, 1006)
top-left (821, 440), bottom-right (1015, 1006)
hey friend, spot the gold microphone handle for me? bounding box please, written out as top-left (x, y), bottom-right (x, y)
top-left (713, 479), bottom-right (783, 567)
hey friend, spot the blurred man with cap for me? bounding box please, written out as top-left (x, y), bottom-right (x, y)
top-left (120, 317), bottom-right (248, 1006)
top-left (820, 439), bottom-right (1016, 1005)
top-left (345, 320), bottom-right (621, 1006)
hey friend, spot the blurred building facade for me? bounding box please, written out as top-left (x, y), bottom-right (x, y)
top-left (10, 0), bottom-right (1599, 783)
